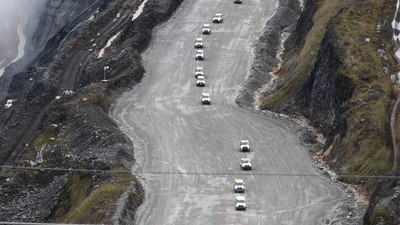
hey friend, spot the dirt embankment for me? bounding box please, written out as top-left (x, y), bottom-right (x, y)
top-left (0, 0), bottom-right (182, 223)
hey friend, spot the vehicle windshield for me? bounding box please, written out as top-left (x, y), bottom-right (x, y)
top-left (236, 200), bottom-right (245, 203)
top-left (242, 159), bottom-right (250, 163)
top-left (235, 182), bottom-right (243, 185)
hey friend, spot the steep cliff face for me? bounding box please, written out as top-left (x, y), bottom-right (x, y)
top-left (296, 25), bottom-right (354, 141)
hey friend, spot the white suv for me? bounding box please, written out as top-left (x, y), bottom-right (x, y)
top-left (201, 92), bottom-right (211, 105)
top-left (240, 158), bottom-right (252, 170)
top-left (195, 38), bottom-right (203, 48)
top-left (213, 13), bottom-right (223, 23)
top-left (202, 24), bottom-right (211, 34)
top-left (235, 195), bottom-right (246, 210)
top-left (196, 76), bottom-right (205, 87)
top-left (234, 179), bottom-right (245, 193)
top-left (240, 140), bottom-right (250, 152)
top-left (195, 66), bottom-right (204, 78)
top-left (195, 49), bottom-right (204, 60)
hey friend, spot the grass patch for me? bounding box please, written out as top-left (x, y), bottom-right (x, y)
top-left (369, 206), bottom-right (396, 224)
top-left (332, 0), bottom-right (394, 177)
top-left (32, 131), bottom-right (57, 150)
top-left (53, 166), bottom-right (135, 224)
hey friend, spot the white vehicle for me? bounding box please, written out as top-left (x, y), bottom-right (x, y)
top-left (234, 0), bottom-right (242, 4)
top-left (195, 38), bottom-right (203, 48)
top-left (234, 179), bottom-right (245, 193)
top-left (235, 195), bottom-right (246, 210)
top-left (196, 76), bottom-right (205, 87)
top-left (195, 49), bottom-right (204, 60)
top-left (195, 66), bottom-right (204, 78)
top-left (240, 158), bottom-right (252, 170)
top-left (213, 13), bottom-right (223, 23)
top-left (201, 92), bottom-right (211, 105)
top-left (202, 24), bottom-right (211, 34)
top-left (240, 140), bottom-right (250, 152)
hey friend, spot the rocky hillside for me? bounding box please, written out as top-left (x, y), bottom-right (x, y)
top-left (0, 0), bottom-right (182, 223)
top-left (248, 0), bottom-right (400, 224)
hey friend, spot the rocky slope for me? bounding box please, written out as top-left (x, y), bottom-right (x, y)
top-left (0, 0), bottom-right (182, 223)
top-left (247, 0), bottom-right (400, 224)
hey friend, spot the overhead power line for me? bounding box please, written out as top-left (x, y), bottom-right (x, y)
top-left (0, 223), bottom-right (106, 225)
top-left (1, 165), bottom-right (400, 179)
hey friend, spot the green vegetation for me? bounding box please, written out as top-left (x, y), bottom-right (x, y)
top-left (32, 131), bottom-right (57, 150)
top-left (52, 166), bottom-right (135, 224)
top-left (369, 206), bottom-right (396, 225)
top-left (333, 0), bottom-right (395, 179)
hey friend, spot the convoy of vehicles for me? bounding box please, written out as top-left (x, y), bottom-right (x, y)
top-left (191, 2), bottom-right (254, 212)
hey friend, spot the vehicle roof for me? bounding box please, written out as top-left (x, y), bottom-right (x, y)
top-left (203, 24), bottom-right (210, 27)
top-left (234, 179), bottom-right (244, 183)
top-left (196, 66), bottom-right (203, 70)
top-left (195, 38), bottom-right (203, 41)
top-left (241, 158), bottom-right (250, 161)
top-left (196, 49), bottom-right (204, 53)
top-left (197, 76), bottom-right (205, 79)
top-left (202, 92), bottom-right (210, 97)
top-left (241, 140), bottom-right (249, 143)
top-left (215, 13), bottom-right (223, 16)
top-left (236, 195), bottom-right (246, 201)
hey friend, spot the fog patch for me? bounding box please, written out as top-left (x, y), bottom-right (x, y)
top-left (0, 0), bottom-right (47, 76)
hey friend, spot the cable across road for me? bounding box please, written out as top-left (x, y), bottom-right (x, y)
top-left (0, 223), bottom-right (106, 225)
top-left (1, 165), bottom-right (400, 179)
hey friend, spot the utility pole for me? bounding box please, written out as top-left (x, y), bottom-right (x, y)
top-left (102, 66), bottom-right (109, 83)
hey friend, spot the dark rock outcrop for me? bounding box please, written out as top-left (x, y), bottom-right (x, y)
top-left (295, 25), bottom-right (354, 142)
top-left (364, 179), bottom-right (400, 225)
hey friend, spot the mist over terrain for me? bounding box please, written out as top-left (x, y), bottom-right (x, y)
top-left (0, 0), bottom-right (47, 75)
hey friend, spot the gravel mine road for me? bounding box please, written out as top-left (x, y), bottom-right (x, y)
top-left (112, 0), bottom-right (346, 224)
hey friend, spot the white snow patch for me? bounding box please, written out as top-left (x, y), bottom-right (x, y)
top-left (98, 31), bottom-right (122, 58)
top-left (392, 0), bottom-right (400, 84)
top-left (4, 99), bottom-right (14, 108)
top-left (132, 0), bottom-right (149, 21)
